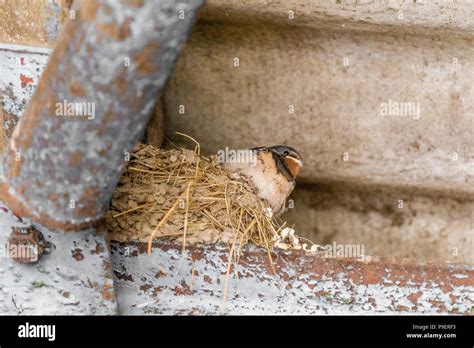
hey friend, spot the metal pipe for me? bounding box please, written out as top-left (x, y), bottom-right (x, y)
top-left (0, 0), bottom-right (203, 231)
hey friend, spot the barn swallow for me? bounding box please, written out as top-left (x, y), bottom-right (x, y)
top-left (223, 145), bottom-right (303, 215)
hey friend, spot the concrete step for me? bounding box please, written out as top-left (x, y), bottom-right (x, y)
top-left (283, 183), bottom-right (473, 264)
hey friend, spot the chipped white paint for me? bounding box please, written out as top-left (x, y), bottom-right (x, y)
top-left (111, 242), bottom-right (474, 315)
top-left (0, 200), bottom-right (117, 315)
top-left (0, 43), bottom-right (51, 134)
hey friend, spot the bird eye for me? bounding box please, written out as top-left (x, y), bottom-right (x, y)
top-left (283, 151), bottom-right (290, 156)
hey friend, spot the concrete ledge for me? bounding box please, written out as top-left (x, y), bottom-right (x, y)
top-left (111, 240), bottom-right (474, 315)
top-left (283, 183), bottom-right (474, 264)
top-left (200, 0), bottom-right (474, 35)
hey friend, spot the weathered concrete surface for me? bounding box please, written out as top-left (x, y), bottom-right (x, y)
top-left (164, 21), bottom-right (474, 197)
top-left (111, 240), bottom-right (474, 315)
top-left (160, 2), bottom-right (474, 262)
top-left (146, 98), bottom-right (165, 148)
top-left (200, 0), bottom-right (474, 35)
top-left (0, 198), bottom-right (117, 314)
top-left (283, 183), bottom-right (474, 265)
top-left (0, 0), bottom-right (204, 231)
top-left (5, 0), bottom-right (474, 49)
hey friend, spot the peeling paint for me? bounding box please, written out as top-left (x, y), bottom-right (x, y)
top-left (0, 43), bottom-right (51, 138)
top-left (0, 199), bottom-right (117, 314)
top-left (111, 241), bottom-right (474, 315)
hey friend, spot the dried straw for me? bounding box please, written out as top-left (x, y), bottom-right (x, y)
top-left (106, 137), bottom-right (315, 313)
top-left (106, 141), bottom-right (286, 253)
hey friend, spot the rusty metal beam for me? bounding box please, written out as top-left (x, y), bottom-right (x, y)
top-left (111, 241), bottom-right (474, 314)
top-left (0, 0), bottom-right (203, 231)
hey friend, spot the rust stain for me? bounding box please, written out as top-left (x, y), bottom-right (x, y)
top-left (140, 283), bottom-right (153, 292)
top-left (20, 74), bottom-right (34, 88)
top-left (97, 17), bottom-right (132, 41)
top-left (147, 241), bottom-right (474, 291)
top-left (6, 150), bottom-right (23, 179)
top-left (102, 3), bottom-right (113, 14)
top-left (47, 192), bottom-right (60, 209)
top-left (74, 186), bottom-right (101, 218)
top-left (62, 291), bottom-right (70, 298)
top-left (316, 290), bottom-right (330, 297)
top-left (428, 300), bottom-right (446, 312)
top-left (69, 150), bottom-right (83, 166)
top-left (96, 110), bottom-right (114, 137)
top-left (174, 281), bottom-right (194, 296)
top-left (0, 105), bottom-right (19, 138)
top-left (114, 270), bottom-right (133, 282)
top-left (396, 305), bottom-right (411, 311)
top-left (111, 67), bottom-right (129, 97)
top-left (155, 270), bottom-right (166, 278)
top-left (75, 29), bottom-right (85, 51)
top-left (440, 281), bottom-right (453, 294)
top-left (101, 284), bottom-right (115, 302)
top-left (407, 291), bottom-right (422, 305)
top-left (91, 241), bottom-right (105, 254)
top-left (72, 248), bottom-right (84, 261)
top-left (203, 275), bottom-right (212, 284)
top-left (367, 297), bottom-right (377, 308)
top-left (80, 0), bottom-right (100, 22)
top-left (127, 0), bottom-right (144, 7)
top-left (88, 279), bottom-right (99, 289)
top-left (69, 82), bottom-right (86, 97)
top-left (362, 268), bottom-right (385, 285)
top-left (134, 42), bottom-right (160, 74)
top-left (102, 259), bottom-right (112, 271)
top-left (152, 286), bottom-right (164, 298)
top-left (0, 182), bottom-right (104, 232)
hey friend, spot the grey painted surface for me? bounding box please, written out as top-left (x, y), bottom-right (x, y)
top-left (0, 44), bottom-right (51, 138)
top-left (111, 241), bottom-right (474, 315)
top-left (0, 198), bottom-right (117, 314)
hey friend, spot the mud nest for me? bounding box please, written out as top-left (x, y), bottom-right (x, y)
top-left (106, 142), bottom-right (305, 253)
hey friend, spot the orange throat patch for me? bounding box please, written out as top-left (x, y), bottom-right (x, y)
top-left (283, 156), bottom-right (301, 179)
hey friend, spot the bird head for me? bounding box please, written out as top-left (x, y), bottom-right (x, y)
top-left (268, 145), bottom-right (303, 180)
